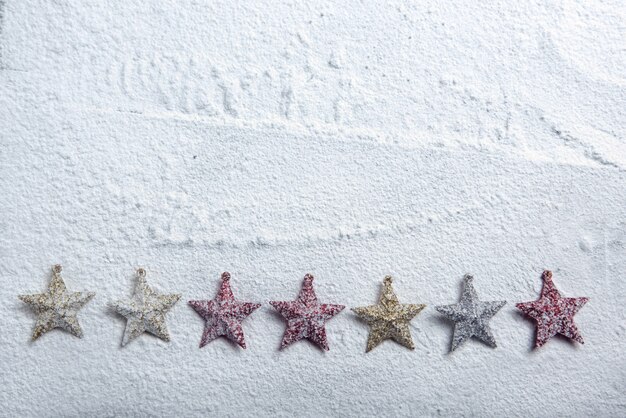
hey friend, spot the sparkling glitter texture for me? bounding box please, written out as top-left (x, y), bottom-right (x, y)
top-left (352, 275), bottom-right (425, 352)
top-left (19, 264), bottom-right (95, 340)
top-left (112, 268), bottom-right (181, 347)
top-left (270, 274), bottom-right (345, 351)
top-left (189, 272), bottom-right (261, 349)
top-left (516, 270), bottom-right (589, 348)
top-left (435, 274), bottom-right (506, 352)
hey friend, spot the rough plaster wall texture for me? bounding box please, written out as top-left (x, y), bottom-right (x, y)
top-left (0, 1), bottom-right (625, 417)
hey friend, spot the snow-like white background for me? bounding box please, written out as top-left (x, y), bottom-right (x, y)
top-left (1, 1), bottom-right (625, 416)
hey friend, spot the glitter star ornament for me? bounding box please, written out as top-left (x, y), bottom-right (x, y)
top-left (270, 274), bottom-right (345, 351)
top-left (189, 272), bottom-right (261, 349)
top-left (517, 270), bottom-right (589, 348)
top-left (19, 264), bottom-right (95, 340)
top-left (435, 274), bottom-right (506, 352)
top-left (352, 275), bottom-right (425, 352)
top-left (112, 268), bottom-right (181, 347)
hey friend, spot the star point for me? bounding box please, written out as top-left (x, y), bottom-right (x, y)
top-left (352, 275), bottom-right (425, 352)
top-left (189, 272), bottom-right (261, 349)
top-left (270, 274), bottom-right (344, 351)
top-left (436, 274), bottom-right (506, 352)
top-left (112, 268), bottom-right (180, 347)
top-left (516, 270), bottom-right (588, 348)
top-left (19, 264), bottom-right (95, 341)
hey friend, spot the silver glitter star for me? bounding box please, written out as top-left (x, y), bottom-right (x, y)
top-left (112, 268), bottom-right (181, 347)
top-left (19, 264), bottom-right (95, 340)
top-left (436, 274), bottom-right (506, 352)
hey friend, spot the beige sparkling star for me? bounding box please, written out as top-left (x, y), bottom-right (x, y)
top-left (112, 268), bottom-right (180, 347)
top-left (352, 275), bottom-right (426, 352)
top-left (19, 264), bottom-right (95, 341)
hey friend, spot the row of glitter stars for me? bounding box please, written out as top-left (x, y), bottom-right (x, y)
top-left (19, 265), bottom-right (589, 351)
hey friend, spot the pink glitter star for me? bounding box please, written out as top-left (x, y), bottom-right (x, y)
top-left (517, 270), bottom-right (589, 348)
top-left (270, 274), bottom-right (345, 351)
top-left (189, 272), bottom-right (261, 349)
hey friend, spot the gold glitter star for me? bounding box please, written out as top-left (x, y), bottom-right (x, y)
top-left (19, 264), bottom-right (95, 341)
top-left (112, 268), bottom-right (180, 347)
top-left (352, 275), bottom-right (425, 352)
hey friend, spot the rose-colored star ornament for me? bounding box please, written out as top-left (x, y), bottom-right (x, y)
top-left (189, 272), bottom-right (261, 349)
top-left (516, 270), bottom-right (589, 348)
top-left (270, 274), bottom-right (345, 351)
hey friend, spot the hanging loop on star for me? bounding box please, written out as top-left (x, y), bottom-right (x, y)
top-left (136, 267), bottom-right (146, 278)
top-left (52, 264), bottom-right (62, 274)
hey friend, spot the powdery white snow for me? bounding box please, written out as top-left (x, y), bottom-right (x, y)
top-left (0, 1), bottom-right (624, 417)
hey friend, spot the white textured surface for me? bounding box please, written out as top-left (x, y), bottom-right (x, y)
top-left (1, 1), bottom-right (625, 417)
